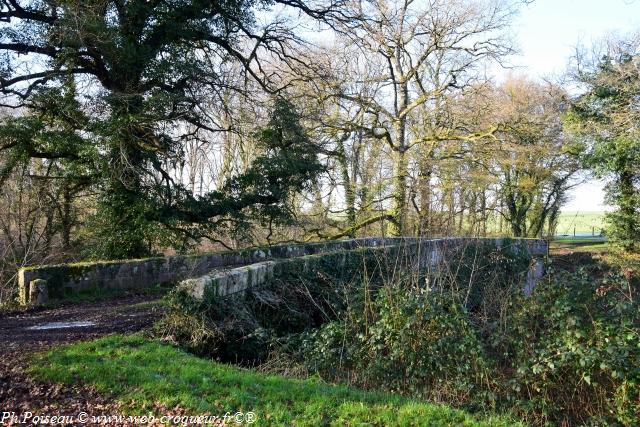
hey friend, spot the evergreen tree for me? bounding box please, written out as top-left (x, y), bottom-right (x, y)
top-left (568, 43), bottom-right (640, 252)
top-left (0, 0), bottom-right (334, 258)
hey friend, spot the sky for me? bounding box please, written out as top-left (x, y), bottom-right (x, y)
top-left (512, 0), bottom-right (640, 212)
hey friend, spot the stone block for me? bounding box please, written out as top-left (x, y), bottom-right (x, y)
top-left (29, 279), bottom-right (49, 305)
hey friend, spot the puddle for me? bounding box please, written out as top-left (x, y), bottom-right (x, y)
top-left (26, 321), bottom-right (96, 331)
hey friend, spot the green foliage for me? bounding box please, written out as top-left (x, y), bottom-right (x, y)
top-left (161, 242), bottom-right (532, 410)
top-left (212, 97), bottom-right (325, 232)
top-left (83, 97), bottom-right (324, 259)
top-left (161, 241), bottom-right (639, 425)
top-left (1, 2), bottom-right (326, 260)
top-left (279, 242), bottom-right (530, 409)
top-left (30, 334), bottom-right (520, 426)
top-left (568, 46), bottom-right (640, 252)
top-left (604, 184), bottom-right (640, 252)
top-left (87, 182), bottom-right (163, 259)
top-left (444, 240), bottom-right (531, 312)
top-left (299, 288), bottom-right (490, 405)
top-left (0, 83), bottom-right (98, 220)
top-left (159, 246), bottom-right (396, 364)
top-left (292, 257), bottom-right (640, 425)
top-left (496, 267), bottom-right (640, 425)
top-left (160, 285), bottom-right (269, 363)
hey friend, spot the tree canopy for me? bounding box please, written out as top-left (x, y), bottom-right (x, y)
top-left (0, 0), bottom-right (338, 258)
top-left (568, 36), bottom-right (640, 252)
top-left (0, 0), bottom-right (637, 275)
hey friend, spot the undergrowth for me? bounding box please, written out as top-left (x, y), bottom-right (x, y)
top-left (158, 241), bottom-right (640, 425)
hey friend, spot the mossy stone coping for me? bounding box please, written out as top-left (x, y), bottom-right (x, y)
top-left (18, 237), bottom-right (548, 305)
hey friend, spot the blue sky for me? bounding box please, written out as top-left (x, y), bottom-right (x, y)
top-left (513, 0), bottom-right (640, 78)
top-left (512, 0), bottom-right (640, 212)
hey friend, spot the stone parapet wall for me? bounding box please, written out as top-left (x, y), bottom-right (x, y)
top-left (18, 237), bottom-right (547, 305)
top-left (16, 237), bottom-right (413, 305)
top-left (181, 237), bottom-right (548, 302)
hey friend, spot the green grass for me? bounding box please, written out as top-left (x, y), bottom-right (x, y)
top-left (553, 242), bottom-right (610, 253)
top-left (555, 211), bottom-right (606, 236)
top-left (552, 236), bottom-right (607, 244)
top-left (551, 235), bottom-right (610, 254)
top-left (30, 334), bottom-right (520, 426)
top-left (568, 243), bottom-right (610, 252)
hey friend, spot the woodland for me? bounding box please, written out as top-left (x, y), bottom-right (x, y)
top-left (0, 0), bottom-right (638, 299)
top-left (2, 2), bottom-right (640, 426)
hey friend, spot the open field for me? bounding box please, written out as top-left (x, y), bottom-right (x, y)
top-left (480, 211), bottom-right (606, 238)
top-left (551, 235), bottom-right (609, 255)
top-left (555, 211), bottom-right (606, 236)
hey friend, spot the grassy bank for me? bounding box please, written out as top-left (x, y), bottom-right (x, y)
top-left (29, 334), bottom-right (519, 426)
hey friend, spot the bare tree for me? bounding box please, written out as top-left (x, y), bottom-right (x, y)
top-left (491, 77), bottom-right (581, 237)
top-left (317, 0), bottom-right (516, 235)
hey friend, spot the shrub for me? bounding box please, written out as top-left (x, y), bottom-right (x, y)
top-left (286, 257), bottom-right (640, 425)
top-left (499, 267), bottom-right (640, 425)
top-left (157, 288), bottom-right (270, 363)
top-left (443, 239), bottom-right (531, 313)
top-left (160, 240), bottom-right (640, 425)
top-left (298, 286), bottom-right (492, 406)
top-left (157, 247), bottom-right (398, 364)
top-left (157, 244), bottom-right (446, 364)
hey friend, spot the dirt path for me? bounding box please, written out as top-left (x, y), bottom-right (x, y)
top-left (0, 294), bottom-right (162, 347)
top-left (0, 295), bottom-right (165, 420)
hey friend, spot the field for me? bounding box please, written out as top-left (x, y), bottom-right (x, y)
top-left (555, 211), bottom-right (606, 236)
top-left (551, 236), bottom-right (609, 254)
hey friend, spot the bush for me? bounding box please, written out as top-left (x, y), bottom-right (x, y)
top-left (298, 287), bottom-right (491, 406)
top-left (158, 291), bottom-right (275, 363)
top-left (499, 267), bottom-right (640, 425)
top-left (157, 247), bottom-right (397, 364)
top-left (158, 245), bottom-right (443, 364)
top-left (160, 241), bottom-right (640, 425)
top-left (285, 258), bottom-right (640, 425)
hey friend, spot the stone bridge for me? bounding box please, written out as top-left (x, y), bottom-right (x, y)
top-left (18, 237), bottom-right (548, 306)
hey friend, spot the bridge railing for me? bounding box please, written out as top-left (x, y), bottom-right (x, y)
top-left (18, 237), bottom-right (547, 305)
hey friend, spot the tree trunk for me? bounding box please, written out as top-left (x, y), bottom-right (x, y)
top-left (337, 137), bottom-right (356, 235)
top-left (390, 144), bottom-right (408, 236)
top-left (417, 159), bottom-right (433, 237)
top-left (60, 183), bottom-right (73, 252)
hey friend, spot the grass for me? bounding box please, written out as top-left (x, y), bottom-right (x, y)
top-left (552, 236), bottom-right (606, 244)
top-left (567, 243), bottom-right (610, 252)
top-left (551, 235), bottom-right (610, 254)
top-left (30, 334), bottom-right (521, 426)
top-left (555, 211), bottom-right (605, 236)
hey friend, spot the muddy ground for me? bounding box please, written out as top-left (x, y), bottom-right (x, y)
top-left (0, 295), bottom-right (164, 424)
